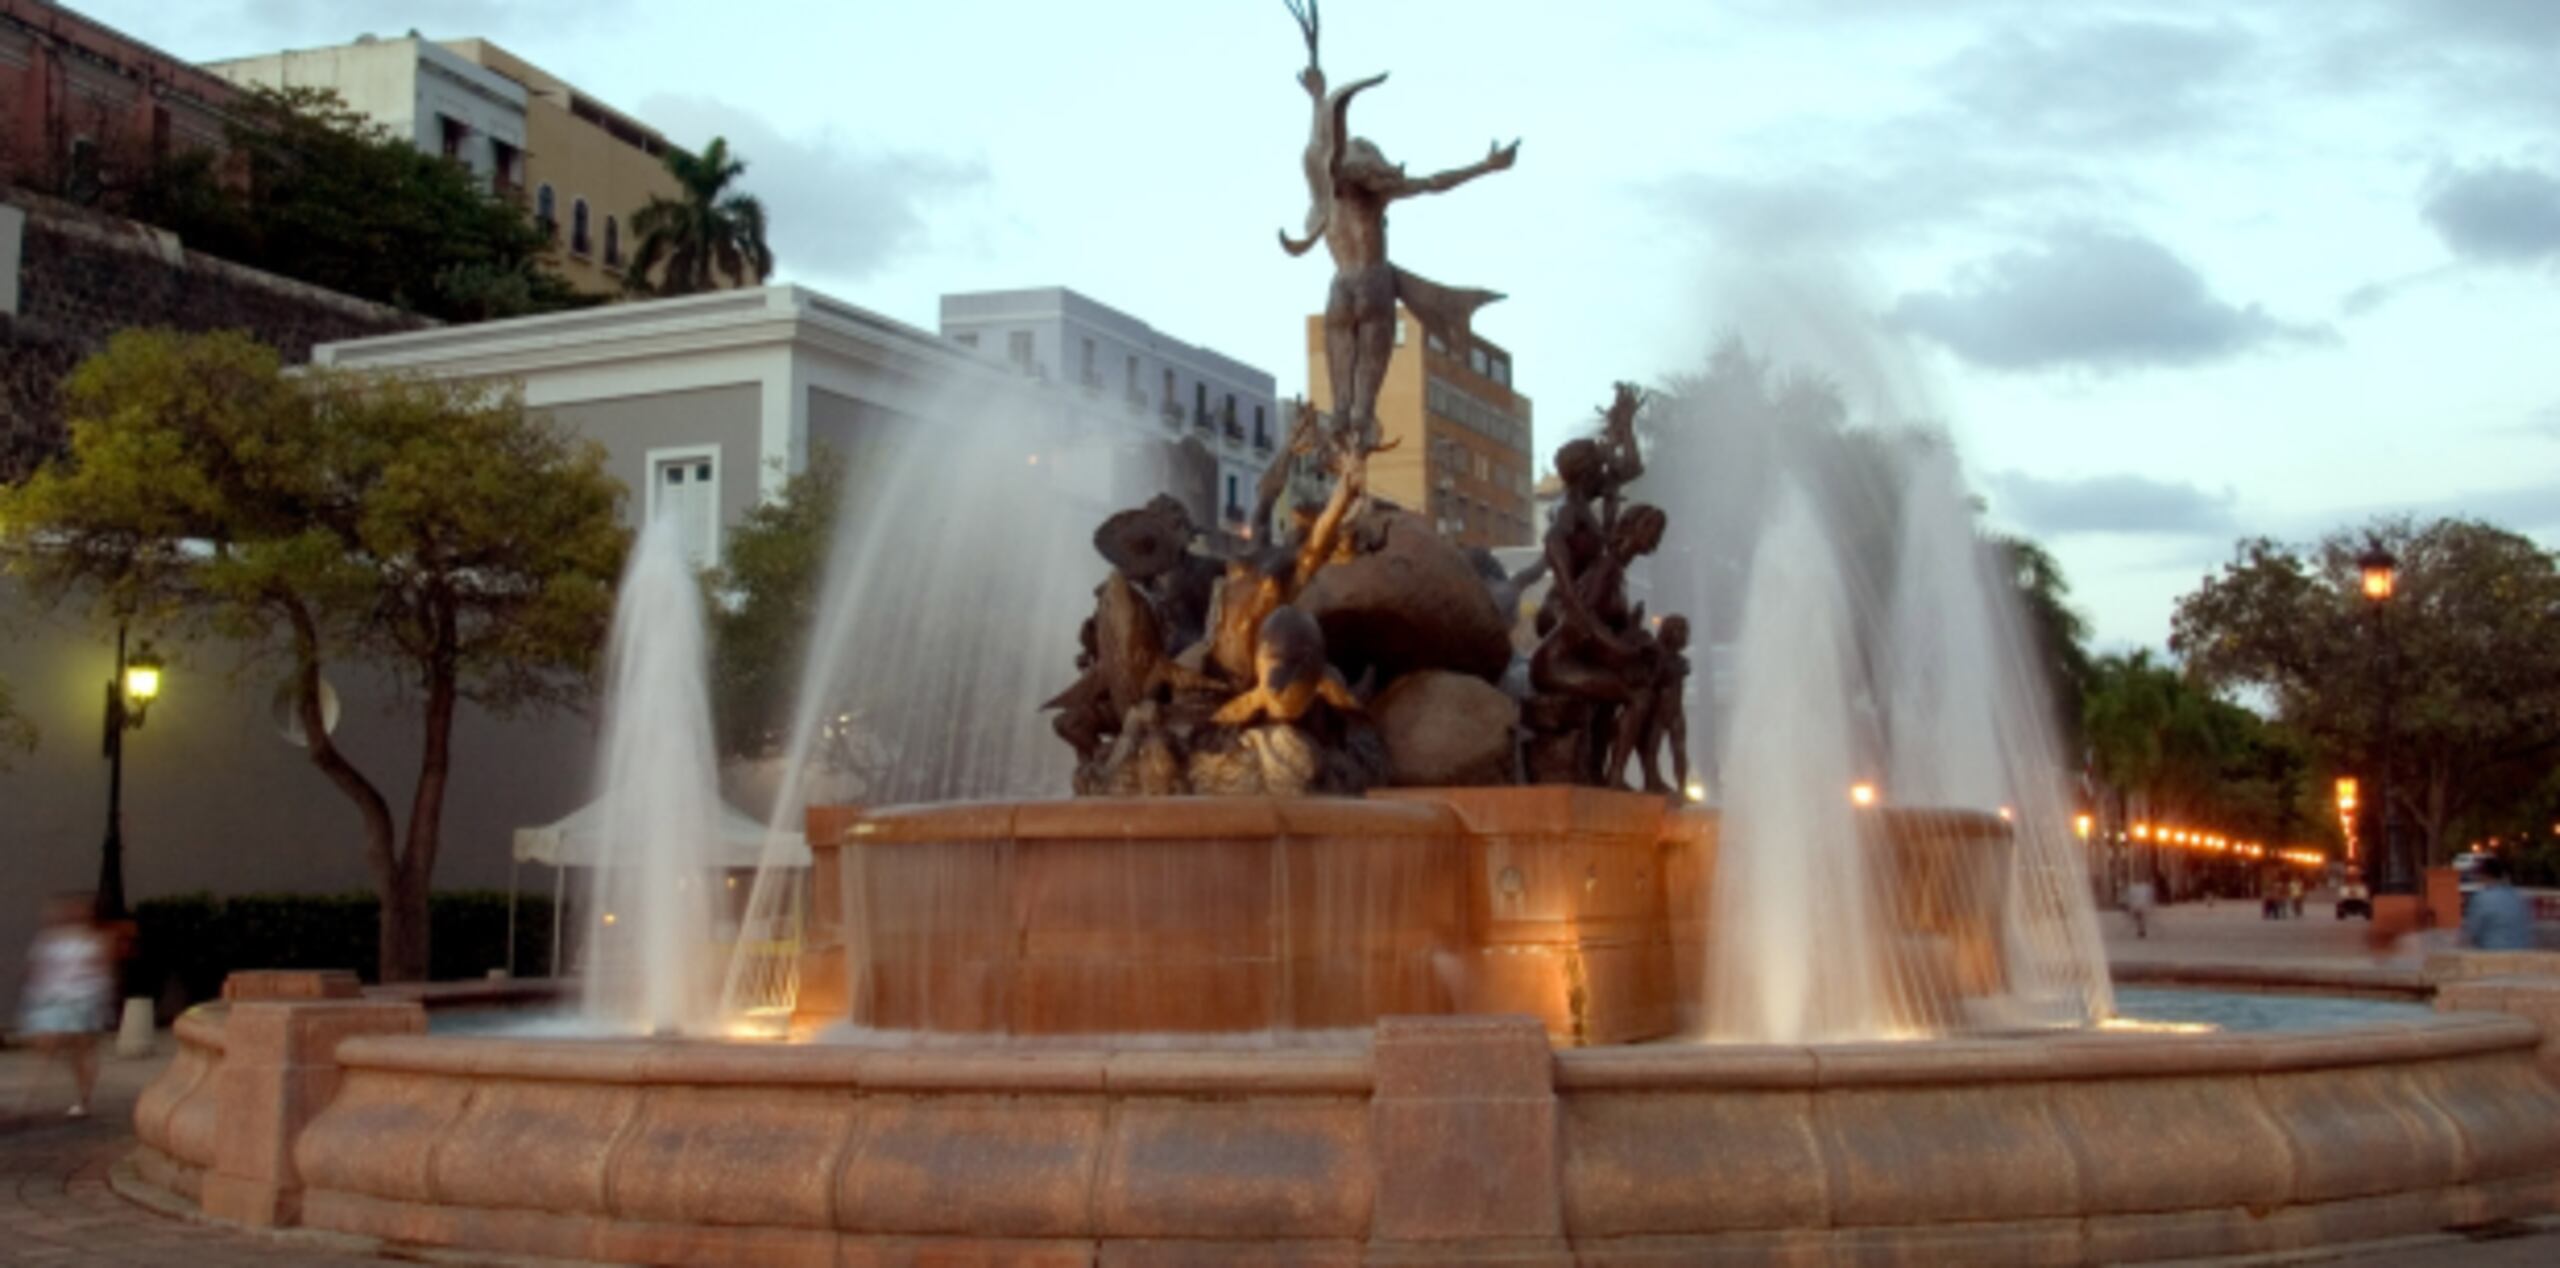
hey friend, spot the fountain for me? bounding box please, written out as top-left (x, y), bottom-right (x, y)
top-left (126, 6), bottom-right (2560, 1263)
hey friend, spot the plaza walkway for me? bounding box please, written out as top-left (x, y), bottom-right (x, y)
top-left (3, 908), bottom-right (2554, 1265)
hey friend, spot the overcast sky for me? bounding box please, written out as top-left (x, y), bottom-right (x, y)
top-left (91, 0), bottom-right (2560, 650)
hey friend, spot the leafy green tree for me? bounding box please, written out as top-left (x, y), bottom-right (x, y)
top-left (136, 87), bottom-right (585, 322)
top-left (0, 331), bottom-right (626, 979)
top-left (626, 137), bottom-right (775, 296)
top-left (706, 453), bottom-right (842, 758)
top-left (2081, 648), bottom-right (2310, 856)
top-left (2172, 518), bottom-right (2560, 866)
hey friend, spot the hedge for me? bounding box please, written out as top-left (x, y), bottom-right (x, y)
top-left (133, 889), bottom-right (560, 1009)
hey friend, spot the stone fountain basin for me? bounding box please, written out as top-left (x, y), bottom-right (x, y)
top-left (801, 788), bottom-right (2018, 1045)
top-left (130, 997), bottom-right (2560, 1265)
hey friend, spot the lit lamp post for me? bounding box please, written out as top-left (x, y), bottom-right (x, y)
top-left (97, 625), bottom-right (164, 923)
top-left (2355, 540), bottom-right (2406, 899)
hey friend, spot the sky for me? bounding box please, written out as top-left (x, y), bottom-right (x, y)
top-left (85, 0), bottom-right (2560, 651)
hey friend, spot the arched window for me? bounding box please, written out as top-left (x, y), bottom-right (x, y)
top-left (604, 215), bottom-right (621, 267)
top-left (535, 184), bottom-right (556, 240)
top-left (571, 197), bottom-right (591, 256)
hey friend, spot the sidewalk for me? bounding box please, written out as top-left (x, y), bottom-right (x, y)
top-left (0, 1043), bottom-right (391, 1266)
top-left (2100, 893), bottom-right (2451, 973)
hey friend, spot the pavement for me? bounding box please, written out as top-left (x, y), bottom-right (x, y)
top-left (0, 903), bottom-right (2551, 1265)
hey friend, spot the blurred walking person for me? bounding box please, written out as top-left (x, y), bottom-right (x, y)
top-left (14, 894), bottom-right (114, 1117)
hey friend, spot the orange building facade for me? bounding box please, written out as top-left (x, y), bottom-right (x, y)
top-left (1305, 305), bottom-right (1536, 550)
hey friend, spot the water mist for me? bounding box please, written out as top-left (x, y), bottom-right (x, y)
top-left (584, 511), bottom-right (725, 1035)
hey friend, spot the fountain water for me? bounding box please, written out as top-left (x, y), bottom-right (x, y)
top-left (1705, 484), bottom-right (1893, 1041)
top-left (583, 511), bottom-right (725, 1034)
top-left (719, 389), bottom-right (1140, 1023)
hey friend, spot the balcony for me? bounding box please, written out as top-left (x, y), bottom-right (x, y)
top-left (1160, 401), bottom-right (1186, 428)
top-left (1127, 390), bottom-right (1150, 415)
top-left (1252, 430), bottom-right (1274, 454)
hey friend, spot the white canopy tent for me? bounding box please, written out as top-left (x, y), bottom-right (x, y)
top-left (507, 798), bottom-right (810, 978)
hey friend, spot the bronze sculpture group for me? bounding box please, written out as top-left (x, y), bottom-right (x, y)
top-left (1044, 2), bottom-right (1693, 799)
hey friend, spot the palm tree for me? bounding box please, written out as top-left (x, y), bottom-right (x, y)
top-left (626, 137), bottom-right (774, 296)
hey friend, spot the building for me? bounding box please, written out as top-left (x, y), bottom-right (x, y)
top-left (0, 0), bottom-right (241, 200)
top-left (209, 35), bottom-right (690, 297)
top-left (437, 39), bottom-right (685, 296)
top-left (942, 286), bottom-right (1279, 542)
top-left (206, 35), bottom-right (528, 193)
top-left (1305, 304), bottom-right (1536, 550)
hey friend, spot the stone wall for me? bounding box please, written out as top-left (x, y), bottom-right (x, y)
top-left (0, 192), bottom-right (427, 475)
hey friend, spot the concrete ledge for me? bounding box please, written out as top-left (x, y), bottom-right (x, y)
top-left (134, 987), bottom-right (2560, 1265)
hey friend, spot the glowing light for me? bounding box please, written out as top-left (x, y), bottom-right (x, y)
top-left (601, 911), bottom-right (618, 926)
top-left (2335, 777), bottom-right (2358, 811)
top-left (123, 659), bottom-right (163, 704)
top-left (1026, 453), bottom-right (1041, 466)
top-left (1997, 805), bottom-right (2015, 822)
top-left (1849, 782), bottom-right (1879, 808)
top-left (1683, 780), bottom-right (1706, 804)
top-left (2072, 813), bottom-right (2093, 840)
top-left (2099, 1017), bottom-right (2218, 1035)
top-left (2132, 822), bottom-right (2152, 841)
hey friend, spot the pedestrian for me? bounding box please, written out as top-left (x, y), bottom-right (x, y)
top-left (2288, 876), bottom-right (2305, 919)
top-left (2126, 877), bottom-right (2156, 940)
top-left (13, 894), bottom-right (114, 1117)
top-left (2462, 855), bottom-right (2534, 951)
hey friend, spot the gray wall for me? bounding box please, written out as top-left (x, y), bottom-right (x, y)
top-left (543, 384), bottom-right (761, 536)
top-left (0, 581), bottom-right (592, 1016)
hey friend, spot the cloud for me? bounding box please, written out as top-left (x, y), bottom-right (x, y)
top-left (637, 95), bottom-right (987, 284)
top-left (2421, 162), bottom-right (2560, 265)
top-left (1933, 18), bottom-right (2255, 151)
top-left (1651, 154), bottom-right (2085, 257)
top-left (1987, 471), bottom-right (2239, 537)
top-left (1887, 226), bottom-right (2333, 372)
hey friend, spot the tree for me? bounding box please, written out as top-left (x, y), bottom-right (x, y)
top-left (1998, 534), bottom-right (2094, 746)
top-left (2172, 518), bottom-right (2560, 865)
top-left (127, 87), bottom-right (586, 322)
top-left (0, 331), bottom-right (625, 979)
top-left (626, 137), bottom-right (775, 296)
top-left (706, 452), bottom-right (842, 758)
top-left (2082, 649), bottom-right (2308, 845)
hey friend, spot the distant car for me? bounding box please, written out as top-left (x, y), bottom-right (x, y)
top-left (2336, 878), bottom-right (2372, 921)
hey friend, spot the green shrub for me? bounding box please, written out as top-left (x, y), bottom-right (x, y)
top-left (133, 889), bottom-right (560, 1010)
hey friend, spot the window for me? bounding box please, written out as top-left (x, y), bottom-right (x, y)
top-left (1427, 331), bottom-right (1449, 356)
top-left (439, 114), bottom-right (467, 162)
top-left (1079, 337), bottom-right (1097, 387)
top-left (1007, 330), bottom-right (1035, 369)
top-left (1126, 355), bottom-right (1140, 395)
top-left (1224, 473), bottom-right (1242, 521)
top-left (1253, 405), bottom-right (1269, 447)
top-left (536, 184), bottom-right (557, 239)
top-left (603, 215), bottom-right (621, 267)
top-left (1163, 368), bottom-right (1178, 411)
top-left (1395, 319), bottom-right (1407, 347)
top-left (1194, 382), bottom-right (1209, 429)
top-left (492, 139), bottom-right (521, 191)
top-left (1469, 345), bottom-right (1490, 376)
top-left (647, 447), bottom-right (721, 569)
top-left (571, 197), bottom-right (591, 255)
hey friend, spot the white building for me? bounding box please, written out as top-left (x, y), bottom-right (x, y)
top-left (940, 287), bottom-right (1279, 540)
top-left (313, 286), bottom-right (1197, 572)
top-left (208, 35), bottom-right (528, 191)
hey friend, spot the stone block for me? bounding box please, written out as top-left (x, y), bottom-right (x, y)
top-left (1368, 1015), bottom-right (1562, 1245)
top-left (222, 969), bottom-right (362, 1001)
top-left (1821, 1218), bottom-right (2082, 1266)
top-left (427, 1077), bottom-right (641, 1215)
top-left (294, 1067), bottom-right (474, 1203)
top-left (840, 1098), bottom-right (1106, 1237)
top-left (1096, 1099), bottom-right (1371, 1238)
top-left (1560, 1090), bottom-right (1825, 1235)
top-left (604, 1085), bottom-right (858, 1229)
top-left (2046, 1075), bottom-right (2293, 1213)
top-left (591, 1219), bottom-right (839, 1268)
top-left (200, 998), bottom-right (422, 1228)
top-left (2257, 1065), bottom-right (2467, 1203)
top-left (2402, 1054), bottom-right (2560, 1182)
top-left (2081, 1207), bottom-right (2280, 1263)
top-left (837, 1238), bottom-right (1099, 1268)
top-left (1813, 1084), bottom-right (2080, 1226)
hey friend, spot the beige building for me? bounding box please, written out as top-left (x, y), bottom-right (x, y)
top-left (210, 35), bottom-right (698, 297)
top-left (438, 39), bottom-right (685, 296)
top-left (1306, 306), bottom-right (1537, 550)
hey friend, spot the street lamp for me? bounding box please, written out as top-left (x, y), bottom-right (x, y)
top-left (96, 626), bottom-right (164, 922)
top-left (2356, 539), bottom-right (2407, 897)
